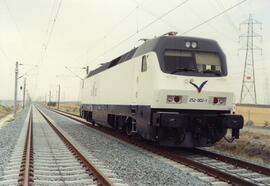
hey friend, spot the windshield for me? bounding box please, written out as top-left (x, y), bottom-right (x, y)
top-left (164, 50), bottom-right (223, 76)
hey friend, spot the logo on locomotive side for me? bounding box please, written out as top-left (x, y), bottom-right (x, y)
top-left (189, 80), bottom-right (208, 93)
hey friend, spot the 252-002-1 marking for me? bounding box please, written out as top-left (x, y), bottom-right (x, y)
top-left (189, 98), bottom-right (208, 103)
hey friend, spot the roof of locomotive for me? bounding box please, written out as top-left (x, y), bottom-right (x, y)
top-left (86, 36), bottom-right (224, 78)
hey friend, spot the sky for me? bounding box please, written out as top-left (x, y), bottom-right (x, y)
top-left (0, 0), bottom-right (269, 104)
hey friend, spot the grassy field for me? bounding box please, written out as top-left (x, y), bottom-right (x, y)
top-left (211, 130), bottom-right (270, 164)
top-left (0, 104), bottom-right (12, 119)
top-left (235, 104), bottom-right (270, 126)
top-left (211, 104), bottom-right (270, 164)
top-left (50, 102), bottom-right (80, 115)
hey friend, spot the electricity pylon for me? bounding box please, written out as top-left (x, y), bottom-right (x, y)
top-left (239, 14), bottom-right (262, 104)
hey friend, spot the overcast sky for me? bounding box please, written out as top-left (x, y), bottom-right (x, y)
top-left (0, 0), bottom-right (269, 104)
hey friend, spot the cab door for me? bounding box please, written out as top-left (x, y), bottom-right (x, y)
top-left (132, 57), bottom-right (141, 104)
top-left (137, 55), bottom-right (152, 105)
top-left (133, 55), bottom-right (152, 136)
top-left (133, 55), bottom-right (149, 105)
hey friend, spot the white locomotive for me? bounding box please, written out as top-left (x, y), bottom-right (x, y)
top-left (80, 33), bottom-right (243, 147)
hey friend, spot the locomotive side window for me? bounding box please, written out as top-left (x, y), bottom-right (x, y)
top-left (141, 55), bottom-right (147, 72)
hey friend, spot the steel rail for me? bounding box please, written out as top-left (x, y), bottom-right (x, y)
top-left (18, 107), bottom-right (33, 186)
top-left (51, 108), bottom-right (270, 186)
top-left (53, 108), bottom-right (79, 117)
top-left (192, 148), bottom-right (270, 177)
top-left (53, 108), bottom-right (270, 179)
top-left (162, 151), bottom-right (257, 186)
top-left (36, 107), bottom-right (114, 186)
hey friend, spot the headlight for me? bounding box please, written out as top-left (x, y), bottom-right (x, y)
top-left (167, 95), bottom-right (183, 104)
top-left (185, 41), bottom-right (191, 48)
top-left (212, 97), bottom-right (226, 105)
top-left (191, 41), bottom-right (197, 48)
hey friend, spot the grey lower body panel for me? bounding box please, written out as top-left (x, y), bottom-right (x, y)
top-left (80, 104), bottom-right (243, 147)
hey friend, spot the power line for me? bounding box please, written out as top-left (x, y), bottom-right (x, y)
top-left (88, 0), bottom-right (190, 63)
top-left (181, 0), bottom-right (248, 35)
top-left (44, 0), bottom-right (63, 52)
top-left (33, 0), bottom-right (59, 89)
top-left (135, 0), bottom-right (189, 34)
top-left (2, 0), bottom-right (26, 52)
top-left (0, 0), bottom-right (26, 64)
top-left (88, 0), bottom-right (247, 65)
top-left (2, 1), bottom-right (20, 34)
top-left (185, 2), bottom-right (238, 43)
top-left (106, 1), bottom-right (144, 35)
top-left (33, 0), bottom-right (63, 100)
top-left (139, 6), bottom-right (179, 31)
top-left (45, 0), bottom-right (58, 36)
top-left (40, 0), bottom-right (63, 64)
top-left (0, 45), bottom-right (12, 63)
top-left (73, 0), bottom-right (149, 65)
top-left (215, 0), bottom-right (239, 33)
top-left (129, 0), bottom-right (178, 31)
top-left (64, 66), bottom-right (83, 80)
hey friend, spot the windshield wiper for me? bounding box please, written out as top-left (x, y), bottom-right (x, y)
top-left (171, 67), bottom-right (196, 74)
top-left (202, 69), bottom-right (221, 76)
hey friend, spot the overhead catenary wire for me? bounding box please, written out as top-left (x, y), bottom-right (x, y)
top-left (0, 0), bottom-right (26, 64)
top-left (32, 0), bottom-right (63, 99)
top-left (89, 0), bottom-right (190, 64)
top-left (44, 0), bottom-right (58, 40)
top-left (105, 0), bottom-right (148, 36)
top-left (0, 45), bottom-right (12, 63)
top-left (88, 0), bottom-right (248, 66)
top-left (185, 3), bottom-right (238, 43)
top-left (129, 0), bottom-right (179, 31)
top-left (64, 66), bottom-right (83, 80)
top-left (1, 0), bottom-right (26, 61)
top-left (137, 5), bottom-right (179, 32)
top-left (133, 0), bottom-right (239, 44)
top-left (181, 0), bottom-right (248, 35)
top-left (73, 0), bottom-right (149, 66)
top-left (40, 0), bottom-right (63, 64)
top-left (3, 0), bottom-right (24, 39)
top-left (215, 0), bottom-right (239, 33)
top-left (18, 66), bottom-right (38, 79)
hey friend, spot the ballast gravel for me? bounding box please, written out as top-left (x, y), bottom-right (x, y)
top-left (0, 108), bottom-right (29, 177)
top-left (42, 108), bottom-right (210, 186)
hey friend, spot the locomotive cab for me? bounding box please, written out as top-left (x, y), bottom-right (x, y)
top-left (132, 36), bottom-right (243, 147)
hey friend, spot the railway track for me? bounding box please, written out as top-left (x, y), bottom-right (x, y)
top-left (0, 106), bottom-right (129, 186)
top-left (51, 108), bottom-right (270, 186)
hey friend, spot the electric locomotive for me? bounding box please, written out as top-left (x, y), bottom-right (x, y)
top-left (80, 32), bottom-right (243, 147)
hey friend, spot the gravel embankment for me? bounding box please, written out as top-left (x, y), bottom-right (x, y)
top-left (41, 108), bottom-right (210, 186)
top-left (0, 108), bottom-right (29, 177)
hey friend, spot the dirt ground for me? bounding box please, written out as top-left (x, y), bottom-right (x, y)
top-left (0, 105), bottom-right (12, 119)
top-left (236, 104), bottom-right (270, 126)
top-left (50, 102), bottom-right (80, 115)
top-left (210, 104), bottom-right (269, 164)
top-left (210, 128), bottom-right (270, 164)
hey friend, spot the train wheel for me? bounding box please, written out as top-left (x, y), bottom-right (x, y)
top-left (125, 123), bottom-right (133, 136)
